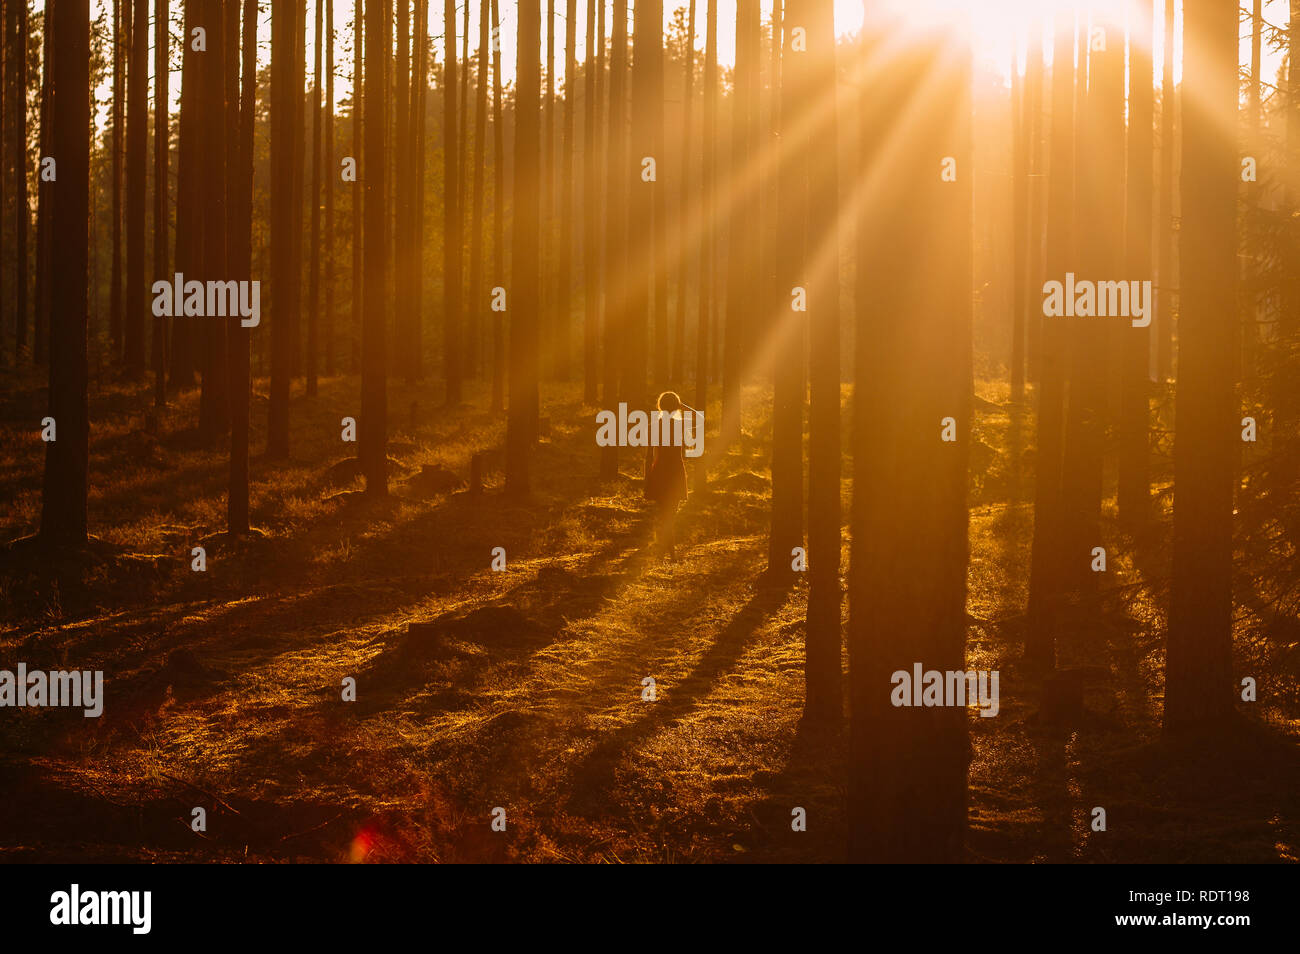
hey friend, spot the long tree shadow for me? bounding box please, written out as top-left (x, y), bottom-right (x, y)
top-left (560, 581), bottom-right (791, 821)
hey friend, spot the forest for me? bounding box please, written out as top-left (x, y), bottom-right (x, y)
top-left (0, 0), bottom-right (1297, 864)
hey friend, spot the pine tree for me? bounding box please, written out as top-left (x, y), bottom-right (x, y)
top-left (507, 0), bottom-right (542, 493)
top-left (802, 0), bottom-right (842, 722)
top-left (40, 0), bottom-right (92, 546)
top-left (1165, 0), bottom-right (1238, 734)
top-left (361, 0), bottom-right (389, 495)
top-left (152, 0), bottom-right (170, 405)
top-left (229, 0), bottom-right (258, 535)
top-left (443, 0), bottom-right (463, 403)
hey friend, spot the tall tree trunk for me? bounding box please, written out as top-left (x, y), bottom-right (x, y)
top-left (308, 0), bottom-right (323, 397)
top-left (9, 0), bottom-right (28, 363)
top-left (1059, 9), bottom-right (1119, 596)
top-left (507, 0), bottom-right (541, 493)
top-left (361, 0), bottom-right (389, 494)
top-left (394, 0), bottom-right (410, 381)
top-left (491, 0), bottom-right (506, 411)
top-left (268, 0), bottom-right (297, 458)
top-left (541, 0), bottom-right (554, 377)
top-left (34, 0), bottom-right (54, 366)
top-left (624, 0), bottom-right (656, 410)
top-left (469, 0), bottom-right (491, 393)
top-left (170, 0), bottom-right (201, 391)
top-left (849, 8), bottom-right (972, 863)
top-left (723, 0), bottom-right (758, 446)
top-left (582, 0), bottom-right (600, 404)
top-left (1025, 7), bottom-right (1076, 671)
top-left (444, 0), bottom-right (463, 403)
top-left (1010, 41), bottom-right (1026, 403)
top-left (229, 0), bottom-right (257, 535)
top-left (1156, 0), bottom-right (1176, 381)
top-left (124, 0), bottom-right (148, 373)
top-left (325, 0), bottom-right (336, 377)
top-left (1165, 0), bottom-right (1238, 734)
top-left (557, 0), bottom-right (576, 380)
top-left (694, 0), bottom-right (716, 493)
top-left (1119, 0), bottom-right (1154, 530)
top-left (1022, 18), bottom-right (1045, 387)
top-left (290, 0), bottom-right (306, 379)
top-left (152, 0), bottom-right (170, 405)
top-left (802, 0), bottom-right (841, 722)
top-left (41, 0), bottom-right (91, 546)
top-left (351, 2), bottom-right (362, 375)
top-left (599, 0), bottom-right (629, 481)
top-left (111, 0), bottom-right (124, 361)
top-left (768, 0), bottom-right (801, 578)
top-left (410, 0), bottom-right (428, 383)
top-left (197, 0), bottom-right (230, 447)
top-left (671, 0), bottom-right (695, 388)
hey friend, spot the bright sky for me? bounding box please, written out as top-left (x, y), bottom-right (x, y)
top-left (60, 1), bottom-right (1292, 122)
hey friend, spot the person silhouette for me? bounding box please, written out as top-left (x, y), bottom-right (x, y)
top-left (643, 391), bottom-right (697, 560)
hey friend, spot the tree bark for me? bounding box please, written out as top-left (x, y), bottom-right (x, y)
top-left (40, 0), bottom-right (91, 546)
top-left (507, 0), bottom-right (542, 493)
top-left (1165, 0), bottom-right (1238, 734)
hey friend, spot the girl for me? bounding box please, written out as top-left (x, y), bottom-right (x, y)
top-left (643, 391), bottom-right (698, 560)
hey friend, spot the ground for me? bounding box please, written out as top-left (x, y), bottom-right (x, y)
top-left (1, 367), bottom-right (1296, 862)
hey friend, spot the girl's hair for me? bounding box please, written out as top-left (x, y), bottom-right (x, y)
top-left (657, 391), bottom-right (682, 412)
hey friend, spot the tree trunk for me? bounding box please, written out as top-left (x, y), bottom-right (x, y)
top-left (1025, 8), bottom-right (1076, 671)
top-left (41, 0), bottom-right (91, 546)
top-left (34, 0), bottom-right (54, 366)
top-left (229, 0), bottom-right (257, 535)
top-left (443, 0), bottom-right (463, 403)
top-left (123, 0), bottom-right (148, 373)
top-left (1156, 0), bottom-right (1176, 381)
top-left (599, 0), bottom-right (629, 481)
top-left (152, 0), bottom-right (169, 405)
top-left (693, 0), bottom-right (716, 493)
top-left (469, 0), bottom-right (490, 394)
top-left (722, 0), bottom-right (758, 446)
top-left (624, 0), bottom-right (656, 410)
top-left (1165, 0), bottom-right (1238, 734)
top-left (352, 1), bottom-right (362, 374)
top-left (848, 9), bottom-right (972, 863)
top-left (768, 0), bottom-right (802, 579)
top-left (1059, 11), bottom-right (1119, 596)
top-left (9, 0), bottom-right (29, 363)
top-left (197, 0), bottom-right (229, 447)
top-left (1119, 0), bottom-right (1154, 530)
top-left (671, 0), bottom-right (695, 389)
top-left (361, 0), bottom-right (389, 495)
top-left (582, 0), bottom-right (601, 404)
top-left (491, 0), bottom-right (506, 411)
top-left (170, 0), bottom-right (201, 391)
top-left (308, 0), bottom-right (323, 397)
top-left (802, 0), bottom-right (842, 722)
top-left (111, 0), bottom-right (124, 361)
top-left (268, 0), bottom-right (297, 458)
top-left (506, 0), bottom-right (542, 493)
top-left (325, 0), bottom-right (336, 377)
top-left (557, 0), bottom-right (577, 380)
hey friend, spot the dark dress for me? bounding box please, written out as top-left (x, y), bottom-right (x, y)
top-left (644, 441), bottom-right (688, 507)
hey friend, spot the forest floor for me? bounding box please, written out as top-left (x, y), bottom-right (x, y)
top-left (0, 366), bottom-right (1297, 863)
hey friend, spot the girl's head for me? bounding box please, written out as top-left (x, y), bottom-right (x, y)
top-left (657, 391), bottom-right (682, 413)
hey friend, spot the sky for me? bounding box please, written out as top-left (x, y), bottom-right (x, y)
top-left (59, 2), bottom-right (1294, 122)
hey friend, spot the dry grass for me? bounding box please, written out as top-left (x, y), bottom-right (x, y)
top-left (0, 367), bottom-right (1295, 862)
